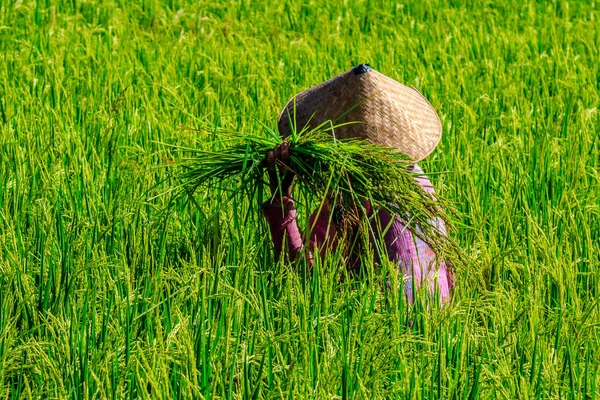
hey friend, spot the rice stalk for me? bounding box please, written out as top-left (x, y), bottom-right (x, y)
top-left (175, 121), bottom-right (463, 265)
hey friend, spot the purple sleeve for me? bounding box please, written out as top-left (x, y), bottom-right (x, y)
top-left (262, 197), bottom-right (304, 262)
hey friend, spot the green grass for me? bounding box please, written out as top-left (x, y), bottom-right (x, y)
top-left (0, 0), bottom-right (598, 398)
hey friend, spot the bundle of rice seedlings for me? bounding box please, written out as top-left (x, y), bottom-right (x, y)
top-left (175, 121), bottom-right (462, 264)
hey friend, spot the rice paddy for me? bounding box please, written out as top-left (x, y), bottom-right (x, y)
top-left (0, 0), bottom-right (599, 398)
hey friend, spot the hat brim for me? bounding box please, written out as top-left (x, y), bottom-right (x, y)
top-left (277, 69), bottom-right (442, 162)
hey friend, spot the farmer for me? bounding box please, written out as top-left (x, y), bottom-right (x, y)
top-left (263, 64), bottom-right (453, 304)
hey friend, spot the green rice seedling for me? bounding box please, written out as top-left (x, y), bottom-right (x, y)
top-left (176, 120), bottom-right (462, 266)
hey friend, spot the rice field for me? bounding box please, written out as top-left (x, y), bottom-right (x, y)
top-left (0, 0), bottom-right (599, 398)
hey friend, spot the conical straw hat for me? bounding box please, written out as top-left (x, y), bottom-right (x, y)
top-left (278, 64), bottom-right (442, 162)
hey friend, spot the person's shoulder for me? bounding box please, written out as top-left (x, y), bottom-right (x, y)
top-left (411, 163), bottom-right (424, 174)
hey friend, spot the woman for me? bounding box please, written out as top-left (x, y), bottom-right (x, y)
top-left (263, 65), bottom-right (454, 304)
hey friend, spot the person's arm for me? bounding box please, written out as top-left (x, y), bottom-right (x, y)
top-left (262, 196), bottom-right (304, 262)
top-left (262, 142), bottom-right (307, 264)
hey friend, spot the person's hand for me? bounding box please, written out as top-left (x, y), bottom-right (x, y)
top-left (267, 141), bottom-right (294, 200)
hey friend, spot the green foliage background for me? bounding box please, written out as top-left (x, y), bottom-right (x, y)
top-left (0, 0), bottom-right (598, 398)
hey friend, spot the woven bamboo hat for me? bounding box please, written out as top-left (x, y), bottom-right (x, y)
top-left (278, 64), bottom-right (442, 162)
